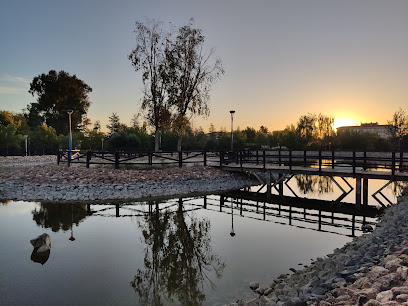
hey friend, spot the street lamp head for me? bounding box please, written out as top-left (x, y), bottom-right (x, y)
top-left (66, 110), bottom-right (73, 115)
top-left (230, 110), bottom-right (235, 114)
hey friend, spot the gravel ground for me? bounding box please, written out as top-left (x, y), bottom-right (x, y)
top-left (0, 155), bottom-right (256, 202)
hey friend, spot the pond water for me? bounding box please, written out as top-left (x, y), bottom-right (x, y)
top-left (0, 175), bottom-right (401, 305)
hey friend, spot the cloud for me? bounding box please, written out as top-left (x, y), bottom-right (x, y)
top-left (0, 74), bottom-right (30, 84)
top-left (0, 86), bottom-right (26, 94)
top-left (0, 74), bottom-right (30, 95)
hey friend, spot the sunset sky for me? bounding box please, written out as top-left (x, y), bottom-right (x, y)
top-left (1, 0), bottom-right (407, 133)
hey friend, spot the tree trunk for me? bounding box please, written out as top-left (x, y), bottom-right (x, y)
top-left (154, 130), bottom-right (160, 151)
top-left (177, 134), bottom-right (183, 152)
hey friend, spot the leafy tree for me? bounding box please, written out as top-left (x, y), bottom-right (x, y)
top-left (388, 108), bottom-right (408, 149)
top-left (93, 120), bottom-right (101, 131)
top-left (128, 19), bottom-right (172, 151)
top-left (0, 123), bottom-right (24, 154)
top-left (81, 130), bottom-right (105, 150)
top-left (106, 113), bottom-right (126, 136)
top-left (29, 123), bottom-right (59, 154)
top-left (315, 114), bottom-right (335, 140)
top-left (0, 110), bottom-right (14, 126)
top-left (297, 113), bottom-right (316, 144)
top-left (27, 70), bottom-right (92, 134)
top-left (109, 131), bottom-right (140, 151)
top-left (165, 19), bottom-right (224, 151)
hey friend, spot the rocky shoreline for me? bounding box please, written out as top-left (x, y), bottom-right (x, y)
top-left (232, 186), bottom-right (408, 306)
top-left (0, 156), bottom-right (256, 202)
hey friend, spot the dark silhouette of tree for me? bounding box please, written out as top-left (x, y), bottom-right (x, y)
top-left (32, 203), bottom-right (88, 232)
top-left (27, 70), bottom-right (92, 135)
top-left (128, 19), bottom-right (172, 151)
top-left (131, 201), bottom-right (225, 305)
top-left (387, 108), bottom-right (408, 149)
top-left (165, 19), bottom-right (224, 151)
top-left (106, 112), bottom-right (125, 136)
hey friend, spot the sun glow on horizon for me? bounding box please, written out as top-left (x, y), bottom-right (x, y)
top-left (333, 117), bottom-right (358, 131)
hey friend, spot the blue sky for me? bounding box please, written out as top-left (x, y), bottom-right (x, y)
top-left (1, 0), bottom-right (407, 132)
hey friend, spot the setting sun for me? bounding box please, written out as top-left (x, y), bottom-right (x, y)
top-left (333, 118), bottom-right (358, 131)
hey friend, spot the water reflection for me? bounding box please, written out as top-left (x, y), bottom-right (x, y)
top-left (131, 199), bottom-right (225, 306)
top-left (32, 203), bottom-right (88, 232)
top-left (295, 175), bottom-right (333, 194)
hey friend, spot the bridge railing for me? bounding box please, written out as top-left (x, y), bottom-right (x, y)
top-left (219, 150), bottom-right (407, 175)
top-left (57, 149), bottom-right (211, 169)
top-left (57, 149), bottom-right (407, 175)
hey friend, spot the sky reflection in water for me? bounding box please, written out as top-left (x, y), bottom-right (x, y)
top-left (0, 176), bottom-right (400, 305)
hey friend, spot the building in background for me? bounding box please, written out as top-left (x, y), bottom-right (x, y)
top-left (337, 123), bottom-right (392, 138)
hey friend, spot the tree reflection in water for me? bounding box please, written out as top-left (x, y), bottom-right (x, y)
top-left (32, 203), bottom-right (88, 232)
top-left (131, 199), bottom-right (225, 306)
top-left (296, 175), bottom-right (333, 195)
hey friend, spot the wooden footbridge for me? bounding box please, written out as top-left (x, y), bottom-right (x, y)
top-left (211, 150), bottom-right (407, 208)
top-left (58, 149), bottom-right (407, 207)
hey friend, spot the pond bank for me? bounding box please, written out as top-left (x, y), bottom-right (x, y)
top-left (232, 186), bottom-right (408, 306)
top-left (0, 156), bottom-right (256, 202)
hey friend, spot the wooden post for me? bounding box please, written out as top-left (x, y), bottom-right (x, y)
top-left (203, 151), bottom-right (207, 166)
top-left (331, 150), bottom-right (335, 169)
top-left (263, 151), bottom-right (266, 171)
top-left (116, 204), bottom-right (120, 217)
top-left (319, 150), bottom-right (322, 173)
top-left (363, 178), bottom-right (368, 206)
top-left (220, 195), bottom-right (224, 212)
top-left (303, 150), bottom-right (307, 167)
top-left (400, 150), bottom-right (404, 171)
top-left (352, 214), bottom-right (356, 237)
top-left (278, 149), bottom-right (281, 166)
top-left (179, 151), bottom-right (183, 168)
top-left (57, 151), bottom-right (61, 165)
top-left (279, 173), bottom-right (283, 197)
top-left (289, 150), bottom-right (292, 171)
top-left (203, 195), bottom-right (207, 209)
top-left (256, 150), bottom-right (259, 165)
top-left (266, 171), bottom-right (271, 202)
top-left (220, 151), bottom-right (224, 167)
top-left (318, 210), bottom-right (322, 231)
top-left (115, 152), bottom-right (120, 169)
top-left (363, 151), bottom-right (367, 170)
top-left (240, 151), bottom-right (243, 170)
top-left (68, 151), bottom-right (71, 168)
top-left (86, 151), bottom-right (91, 168)
top-left (353, 151), bottom-right (356, 175)
top-left (392, 151), bottom-right (395, 176)
top-left (356, 176), bottom-right (361, 209)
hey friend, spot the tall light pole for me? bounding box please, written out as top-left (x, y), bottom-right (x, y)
top-left (230, 110), bottom-right (235, 151)
top-left (67, 110), bottom-right (73, 160)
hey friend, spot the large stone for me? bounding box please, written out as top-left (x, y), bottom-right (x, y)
top-left (376, 290), bottom-right (393, 303)
top-left (249, 281), bottom-right (260, 291)
top-left (30, 233), bottom-right (51, 252)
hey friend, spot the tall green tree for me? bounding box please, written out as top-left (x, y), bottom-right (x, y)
top-left (128, 19), bottom-right (171, 151)
top-left (27, 70), bottom-right (92, 135)
top-left (165, 19), bottom-right (224, 151)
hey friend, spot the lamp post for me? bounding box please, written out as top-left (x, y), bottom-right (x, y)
top-left (67, 110), bottom-right (73, 160)
top-left (230, 200), bottom-right (236, 237)
top-left (24, 135), bottom-right (28, 156)
top-left (230, 110), bottom-right (235, 151)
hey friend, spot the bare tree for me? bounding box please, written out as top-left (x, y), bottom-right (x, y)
top-left (129, 19), bottom-right (171, 151)
top-left (165, 19), bottom-right (224, 151)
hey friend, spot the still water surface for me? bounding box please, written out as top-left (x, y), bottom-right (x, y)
top-left (0, 175), bottom-right (399, 305)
